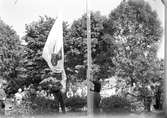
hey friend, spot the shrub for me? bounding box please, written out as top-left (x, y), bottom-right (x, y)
top-left (5, 96), bottom-right (59, 116)
top-left (30, 96), bottom-right (59, 115)
top-left (5, 98), bottom-right (33, 116)
top-left (100, 95), bottom-right (132, 113)
top-left (65, 96), bottom-right (86, 112)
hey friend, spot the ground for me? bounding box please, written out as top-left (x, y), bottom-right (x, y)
top-left (0, 112), bottom-right (165, 118)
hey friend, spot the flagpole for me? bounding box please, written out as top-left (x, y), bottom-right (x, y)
top-left (164, 0), bottom-right (167, 115)
top-left (86, 0), bottom-right (93, 116)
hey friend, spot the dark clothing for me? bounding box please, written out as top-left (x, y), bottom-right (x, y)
top-left (142, 86), bottom-right (153, 112)
top-left (0, 100), bottom-right (5, 115)
top-left (51, 73), bottom-right (62, 81)
top-left (49, 82), bottom-right (63, 92)
top-left (53, 90), bottom-right (65, 113)
top-left (0, 88), bottom-right (6, 115)
top-left (51, 73), bottom-right (65, 113)
top-left (91, 80), bottom-right (101, 113)
top-left (0, 100), bottom-right (5, 109)
top-left (92, 81), bottom-right (101, 93)
top-left (93, 92), bottom-right (101, 113)
top-left (154, 86), bottom-right (162, 110)
top-left (144, 96), bottom-right (152, 112)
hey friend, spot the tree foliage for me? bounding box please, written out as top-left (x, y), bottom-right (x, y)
top-left (104, 0), bottom-right (163, 86)
top-left (0, 1), bottom-right (164, 108)
top-left (20, 16), bottom-right (55, 86)
top-left (65, 12), bottom-right (116, 82)
top-left (0, 19), bottom-right (22, 94)
top-left (103, 0), bottom-right (163, 110)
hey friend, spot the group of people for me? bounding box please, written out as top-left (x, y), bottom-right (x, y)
top-left (0, 72), bottom-right (102, 115)
top-left (43, 72), bottom-right (102, 114)
top-left (66, 85), bottom-right (87, 98)
top-left (0, 85), bottom-right (36, 115)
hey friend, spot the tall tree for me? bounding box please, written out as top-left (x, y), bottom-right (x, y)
top-left (105, 0), bottom-right (162, 85)
top-left (0, 19), bottom-right (22, 94)
top-left (64, 12), bottom-right (115, 82)
top-left (21, 16), bottom-right (55, 86)
top-left (104, 0), bottom-right (163, 110)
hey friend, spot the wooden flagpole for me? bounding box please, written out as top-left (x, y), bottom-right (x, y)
top-left (86, 0), bottom-right (94, 116)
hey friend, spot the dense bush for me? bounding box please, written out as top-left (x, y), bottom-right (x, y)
top-left (100, 95), bottom-right (132, 113)
top-left (5, 98), bottom-right (33, 116)
top-left (65, 96), bottom-right (86, 112)
top-left (29, 96), bottom-right (59, 115)
top-left (5, 96), bottom-right (59, 116)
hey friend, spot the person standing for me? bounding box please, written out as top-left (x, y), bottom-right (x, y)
top-left (0, 84), bottom-right (6, 115)
top-left (42, 11), bottom-right (67, 114)
top-left (143, 85), bottom-right (154, 112)
top-left (15, 88), bottom-right (23, 105)
top-left (90, 78), bottom-right (101, 113)
top-left (49, 71), bottom-right (66, 113)
top-left (67, 88), bottom-right (73, 98)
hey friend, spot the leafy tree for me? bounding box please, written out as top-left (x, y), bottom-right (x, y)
top-left (105, 0), bottom-right (162, 85)
top-left (21, 16), bottom-right (55, 86)
top-left (0, 19), bottom-right (22, 94)
top-left (104, 0), bottom-right (163, 111)
top-left (65, 12), bottom-right (116, 82)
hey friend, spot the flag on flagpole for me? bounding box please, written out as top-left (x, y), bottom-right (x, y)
top-left (42, 14), bottom-right (64, 72)
top-left (42, 13), bottom-right (66, 90)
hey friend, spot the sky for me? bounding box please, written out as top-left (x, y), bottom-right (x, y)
top-left (0, 0), bottom-right (165, 59)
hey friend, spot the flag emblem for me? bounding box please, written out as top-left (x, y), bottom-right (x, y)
top-left (51, 48), bottom-right (62, 66)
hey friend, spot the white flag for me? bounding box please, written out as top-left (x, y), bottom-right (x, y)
top-left (42, 14), bottom-right (66, 89)
top-left (42, 14), bottom-right (64, 72)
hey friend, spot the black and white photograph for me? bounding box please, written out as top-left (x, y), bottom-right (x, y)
top-left (0, 0), bottom-right (166, 118)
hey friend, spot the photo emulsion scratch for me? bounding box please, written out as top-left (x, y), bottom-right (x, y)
top-left (0, 0), bottom-right (166, 117)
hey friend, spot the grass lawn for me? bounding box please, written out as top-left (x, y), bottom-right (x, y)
top-left (0, 111), bottom-right (165, 118)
